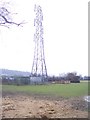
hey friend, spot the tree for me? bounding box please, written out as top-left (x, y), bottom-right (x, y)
top-left (0, 1), bottom-right (24, 28)
top-left (66, 72), bottom-right (80, 83)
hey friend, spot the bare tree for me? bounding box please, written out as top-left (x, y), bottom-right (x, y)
top-left (0, 1), bottom-right (24, 28)
top-left (66, 72), bottom-right (80, 83)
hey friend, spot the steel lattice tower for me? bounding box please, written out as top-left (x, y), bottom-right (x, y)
top-left (31, 4), bottom-right (47, 78)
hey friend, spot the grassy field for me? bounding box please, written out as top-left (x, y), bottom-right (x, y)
top-left (2, 82), bottom-right (88, 98)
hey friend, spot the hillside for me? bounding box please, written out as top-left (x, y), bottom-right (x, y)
top-left (0, 69), bottom-right (30, 76)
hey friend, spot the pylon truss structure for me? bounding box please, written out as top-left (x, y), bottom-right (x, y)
top-left (31, 4), bottom-right (47, 78)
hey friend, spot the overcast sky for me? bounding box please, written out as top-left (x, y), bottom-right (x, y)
top-left (0, 0), bottom-right (88, 76)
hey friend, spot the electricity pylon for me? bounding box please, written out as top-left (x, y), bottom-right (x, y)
top-left (31, 4), bottom-right (47, 80)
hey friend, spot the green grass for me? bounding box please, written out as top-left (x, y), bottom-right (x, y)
top-left (2, 82), bottom-right (88, 98)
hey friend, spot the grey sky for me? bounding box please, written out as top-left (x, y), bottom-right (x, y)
top-left (0, 0), bottom-right (88, 76)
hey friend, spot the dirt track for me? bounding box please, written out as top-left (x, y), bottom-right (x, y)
top-left (1, 93), bottom-right (88, 118)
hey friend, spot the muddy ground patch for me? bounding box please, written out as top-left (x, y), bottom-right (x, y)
top-left (1, 92), bottom-right (88, 118)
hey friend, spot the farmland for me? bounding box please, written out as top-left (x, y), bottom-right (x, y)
top-left (1, 81), bottom-right (89, 118)
top-left (2, 82), bottom-right (88, 97)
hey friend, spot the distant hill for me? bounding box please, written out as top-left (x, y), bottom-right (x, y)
top-left (0, 69), bottom-right (30, 76)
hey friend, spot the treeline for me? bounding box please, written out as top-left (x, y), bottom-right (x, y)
top-left (48, 72), bottom-right (80, 83)
top-left (1, 72), bottom-right (83, 85)
top-left (1, 76), bottom-right (30, 85)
